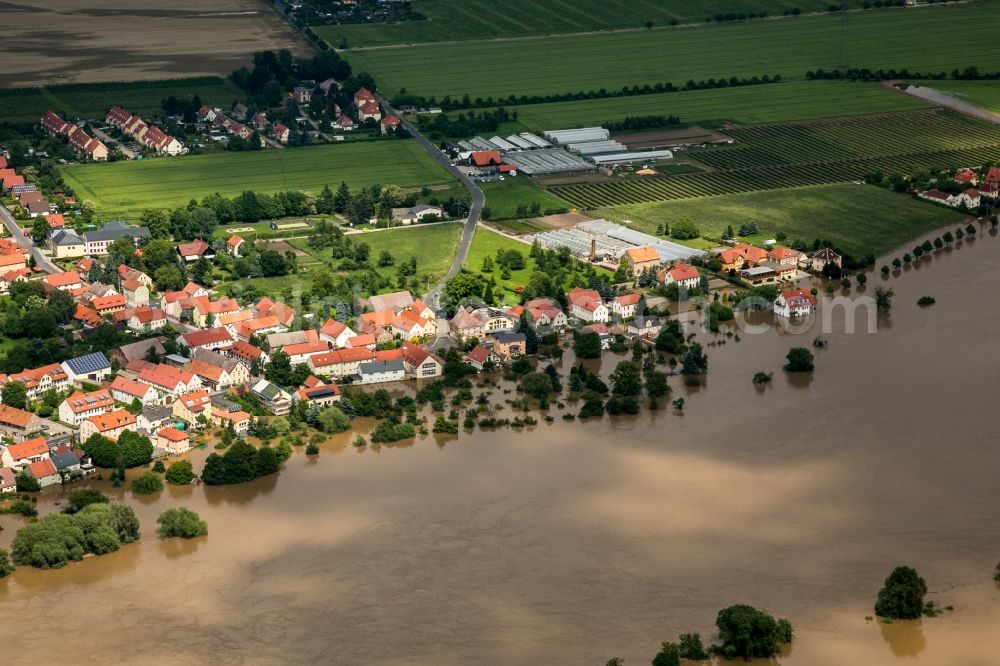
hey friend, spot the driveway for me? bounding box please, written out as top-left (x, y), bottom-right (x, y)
top-left (0, 205), bottom-right (61, 273)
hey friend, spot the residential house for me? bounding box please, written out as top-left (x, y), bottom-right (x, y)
top-left (624, 246), bottom-right (660, 277)
top-left (110, 375), bottom-right (160, 407)
top-left (122, 279), bottom-right (151, 307)
top-left (90, 293), bottom-right (127, 317)
top-left (522, 299), bottom-right (568, 330)
top-left (293, 377), bottom-right (341, 408)
top-left (48, 229), bottom-right (86, 258)
top-left (471, 307), bottom-right (517, 335)
top-left (226, 235), bottom-right (245, 257)
top-left (179, 327), bottom-right (235, 353)
top-left (1, 436), bottom-right (50, 468)
top-left (359, 101), bottom-right (382, 121)
top-left (628, 315), bottom-right (663, 338)
top-left (57, 389), bottom-right (114, 426)
top-left (611, 292), bottom-right (641, 320)
top-left (766, 247), bottom-right (802, 267)
top-left (662, 263), bottom-right (701, 290)
top-left (567, 287), bottom-right (609, 323)
top-left (172, 390), bottom-right (212, 424)
top-left (228, 340), bottom-right (267, 369)
top-left (917, 188), bottom-right (959, 207)
top-left (357, 359), bottom-right (406, 384)
top-left (67, 126), bottom-right (108, 161)
top-left (251, 379), bottom-right (292, 415)
top-left (319, 318), bottom-right (357, 348)
top-left (584, 323), bottom-right (611, 350)
top-left (188, 356), bottom-right (242, 391)
top-left (50, 445), bottom-right (84, 478)
top-left (44, 270), bottom-right (83, 292)
top-left (392, 204), bottom-right (443, 225)
top-left (333, 115), bottom-right (355, 131)
top-left (380, 115), bottom-right (402, 135)
top-left (61, 352), bottom-right (111, 383)
top-left (127, 306), bottom-right (167, 334)
top-left (0, 363), bottom-right (70, 401)
top-left (960, 187), bottom-right (981, 209)
top-left (392, 309), bottom-right (436, 340)
top-left (251, 112), bottom-right (268, 129)
top-left (470, 150), bottom-right (502, 167)
top-left (490, 332), bottom-right (527, 360)
top-left (449, 306), bottom-right (486, 341)
top-left (774, 288), bottom-right (818, 318)
top-left (0, 468), bottom-right (16, 494)
top-left (308, 348), bottom-right (374, 379)
top-left (26, 458), bottom-right (61, 487)
top-left (210, 396), bottom-right (252, 433)
top-left (156, 427), bottom-right (191, 453)
top-left (811, 248), bottom-right (842, 273)
top-left (273, 123), bottom-right (290, 144)
top-left (137, 405), bottom-right (174, 434)
top-left (354, 87), bottom-right (376, 108)
top-left (177, 239), bottom-right (216, 262)
top-left (401, 342), bottom-right (444, 379)
top-left (78, 409), bottom-right (137, 442)
top-left (137, 364), bottom-right (202, 402)
top-left (464, 344), bottom-right (500, 372)
top-left (367, 290), bottom-right (414, 313)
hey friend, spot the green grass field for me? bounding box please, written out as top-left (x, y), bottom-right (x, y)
top-left (606, 183), bottom-right (968, 257)
top-left (480, 178), bottom-right (573, 220)
top-left (61, 141), bottom-right (457, 218)
top-left (507, 81), bottom-right (929, 130)
top-left (346, 2), bottom-right (999, 99)
top-left (290, 223), bottom-right (462, 289)
top-left (0, 77), bottom-right (242, 124)
top-left (316, 0), bottom-right (832, 48)
top-left (916, 80), bottom-right (1000, 114)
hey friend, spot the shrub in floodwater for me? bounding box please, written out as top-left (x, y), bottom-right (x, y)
top-left (130, 471), bottom-right (164, 495)
top-left (157, 508), bottom-right (207, 539)
top-left (917, 296), bottom-right (936, 306)
top-left (875, 566), bottom-right (927, 619)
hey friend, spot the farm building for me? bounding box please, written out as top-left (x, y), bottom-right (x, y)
top-left (527, 219), bottom-right (703, 263)
top-left (543, 127), bottom-right (609, 145)
top-left (501, 148), bottom-right (595, 177)
top-left (589, 149), bottom-right (674, 165)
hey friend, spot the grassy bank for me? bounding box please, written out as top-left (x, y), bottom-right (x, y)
top-left (60, 141), bottom-right (457, 218)
top-left (605, 183), bottom-right (969, 257)
top-left (347, 1), bottom-right (999, 99)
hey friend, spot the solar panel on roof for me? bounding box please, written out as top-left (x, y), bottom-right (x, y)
top-left (65, 352), bottom-right (110, 374)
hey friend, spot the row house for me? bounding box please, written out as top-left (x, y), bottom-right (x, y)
top-left (79, 409), bottom-right (137, 442)
top-left (127, 307), bottom-right (167, 334)
top-left (228, 340), bottom-right (267, 368)
top-left (57, 389), bottom-right (115, 426)
top-left (172, 390), bottom-right (212, 424)
top-left (0, 363), bottom-right (70, 401)
top-left (110, 374), bottom-right (160, 407)
top-left (308, 348), bottom-right (375, 380)
top-left (0, 405), bottom-right (42, 441)
top-left (1, 436), bottom-right (49, 469)
top-left (44, 270), bottom-right (83, 292)
top-left (178, 327), bottom-right (235, 353)
top-left (26, 458), bottom-right (61, 487)
top-left (137, 364), bottom-right (203, 402)
top-left (284, 339), bottom-right (331, 366)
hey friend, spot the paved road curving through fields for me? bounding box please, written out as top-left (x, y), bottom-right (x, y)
top-left (0, 205), bottom-right (61, 274)
top-left (376, 95), bottom-right (485, 322)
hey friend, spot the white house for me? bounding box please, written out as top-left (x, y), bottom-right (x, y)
top-left (567, 288), bottom-right (609, 323)
top-left (611, 293), bottom-right (641, 320)
top-left (662, 263), bottom-right (701, 290)
top-left (61, 352), bottom-right (111, 383)
top-left (774, 288), bottom-right (817, 318)
top-left (357, 359), bottom-right (406, 384)
top-left (319, 318), bottom-right (357, 348)
top-left (57, 389), bottom-right (115, 426)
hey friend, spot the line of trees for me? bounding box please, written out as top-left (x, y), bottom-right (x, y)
top-left (806, 65), bottom-right (1000, 81)
top-left (391, 74), bottom-right (782, 112)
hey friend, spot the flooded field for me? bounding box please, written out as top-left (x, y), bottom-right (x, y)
top-left (0, 0), bottom-right (307, 87)
top-left (2, 225), bottom-right (1000, 665)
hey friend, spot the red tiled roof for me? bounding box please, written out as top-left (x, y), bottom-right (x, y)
top-left (27, 458), bottom-right (58, 479)
top-left (470, 150), bottom-right (502, 167)
top-left (7, 436), bottom-right (47, 461)
top-left (182, 327), bottom-right (233, 347)
top-left (157, 426), bottom-right (189, 442)
top-left (45, 270), bottom-right (81, 287)
top-left (87, 409), bottom-right (136, 432)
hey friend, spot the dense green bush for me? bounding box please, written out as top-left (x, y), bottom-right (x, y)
top-left (369, 420), bottom-right (416, 443)
top-left (156, 508), bottom-right (207, 539)
top-left (875, 566), bottom-right (927, 619)
top-left (130, 471), bottom-right (164, 495)
top-left (11, 503), bottom-right (140, 569)
top-left (716, 604), bottom-right (793, 659)
top-left (165, 460), bottom-right (196, 485)
top-left (201, 440), bottom-right (289, 485)
top-left (82, 431), bottom-right (154, 468)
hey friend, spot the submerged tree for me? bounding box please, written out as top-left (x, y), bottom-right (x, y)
top-left (874, 566), bottom-right (927, 619)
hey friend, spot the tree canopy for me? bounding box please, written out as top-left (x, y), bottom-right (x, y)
top-left (875, 566), bottom-right (927, 619)
top-left (11, 503), bottom-right (140, 569)
top-left (157, 508), bottom-right (208, 539)
top-left (715, 604), bottom-right (793, 659)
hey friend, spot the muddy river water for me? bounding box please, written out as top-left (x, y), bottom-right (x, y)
top-left (2, 226), bottom-right (1000, 665)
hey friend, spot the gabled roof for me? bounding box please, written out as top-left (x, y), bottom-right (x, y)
top-left (63, 389), bottom-right (114, 414)
top-left (110, 374), bottom-right (155, 399)
top-left (177, 239), bottom-right (213, 257)
top-left (470, 150), bottom-right (502, 166)
top-left (625, 246), bottom-right (659, 263)
top-left (6, 436), bottom-right (47, 461)
top-left (64, 352), bottom-right (110, 374)
top-left (157, 426), bottom-right (189, 442)
top-left (45, 271), bottom-right (82, 288)
top-left (26, 458), bottom-right (58, 479)
top-left (0, 404), bottom-right (35, 428)
top-left (181, 327), bottom-right (234, 348)
top-left (86, 409), bottom-right (136, 432)
top-left (667, 263), bottom-right (700, 282)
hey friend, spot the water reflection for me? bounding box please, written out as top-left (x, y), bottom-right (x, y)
top-left (159, 535), bottom-right (205, 560)
top-left (879, 619), bottom-right (927, 658)
top-left (202, 472), bottom-right (278, 507)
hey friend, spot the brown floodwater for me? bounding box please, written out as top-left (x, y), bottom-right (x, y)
top-left (2, 224), bottom-right (1000, 665)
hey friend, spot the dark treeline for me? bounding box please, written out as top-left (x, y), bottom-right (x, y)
top-left (806, 65), bottom-right (1000, 81)
top-left (603, 115), bottom-right (681, 132)
top-left (391, 74), bottom-right (782, 112)
top-left (415, 107), bottom-right (515, 138)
